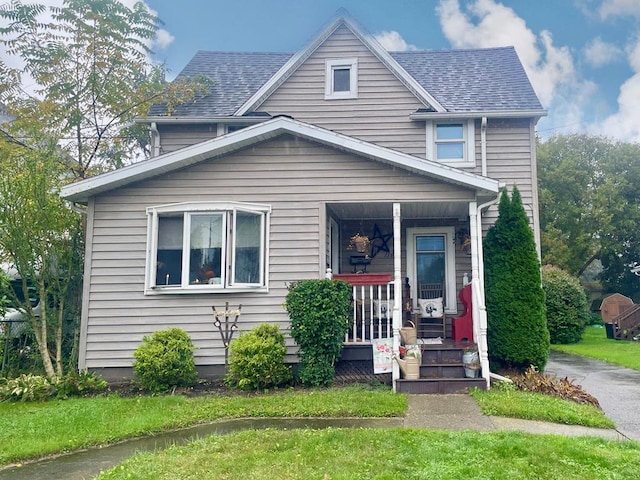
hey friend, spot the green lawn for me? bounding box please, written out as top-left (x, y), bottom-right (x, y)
top-left (551, 325), bottom-right (640, 370)
top-left (0, 384), bottom-right (404, 466)
top-left (470, 388), bottom-right (614, 429)
top-left (97, 428), bottom-right (640, 480)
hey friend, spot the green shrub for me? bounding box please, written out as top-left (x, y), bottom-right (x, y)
top-left (285, 279), bottom-right (351, 387)
top-left (542, 266), bottom-right (589, 344)
top-left (226, 324), bottom-right (292, 390)
top-left (484, 187), bottom-right (549, 372)
top-left (0, 371), bottom-right (107, 401)
top-left (56, 370), bottom-right (108, 398)
top-left (133, 328), bottom-right (197, 392)
top-left (0, 373), bottom-right (54, 401)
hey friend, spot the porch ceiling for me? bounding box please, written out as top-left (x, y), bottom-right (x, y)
top-left (329, 201), bottom-right (470, 220)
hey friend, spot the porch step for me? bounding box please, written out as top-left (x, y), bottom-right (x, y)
top-left (420, 363), bottom-right (465, 378)
top-left (396, 377), bottom-right (486, 394)
top-left (420, 346), bottom-right (464, 364)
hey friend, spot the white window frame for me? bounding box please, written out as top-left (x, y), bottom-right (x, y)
top-left (145, 201), bottom-right (270, 295)
top-left (426, 119), bottom-right (475, 168)
top-left (324, 58), bottom-right (358, 100)
top-left (406, 227), bottom-right (457, 314)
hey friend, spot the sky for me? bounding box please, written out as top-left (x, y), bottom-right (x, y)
top-left (138, 0), bottom-right (640, 143)
top-left (2, 0), bottom-right (639, 143)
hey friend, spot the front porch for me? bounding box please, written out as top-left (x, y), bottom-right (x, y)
top-left (326, 200), bottom-right (494, 391)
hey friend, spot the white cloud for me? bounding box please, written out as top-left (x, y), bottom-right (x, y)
top-left (598, 37), bottom-right (640, 142)
top-left (598, 0), bottom-right (640, 19)
top-left (373, 31), bottom-right (417, 51)
top-left (154, 29), bottom-right (175, 50)
top-left (436, 0), bottom-right (577, 108)
top-left (584, 37), bottom-right (624, 67)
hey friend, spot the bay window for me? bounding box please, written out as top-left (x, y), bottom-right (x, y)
top-left (146, 202), bottom-right (270, 293)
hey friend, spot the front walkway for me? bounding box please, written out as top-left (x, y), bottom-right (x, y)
top-left (405, 394), bottom-right (624, 440)
top-left (545, 350), bottom-right (640, 441)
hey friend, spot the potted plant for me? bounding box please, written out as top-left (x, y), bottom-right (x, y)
top-left (462, 347), bottom-right (480, 378)
top-left (347, 233), bottom-right (371, 255)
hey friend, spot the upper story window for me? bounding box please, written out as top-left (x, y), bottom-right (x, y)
top-left (145, 202), bottom-right (270, 294)
top-left (325, 58), bottom-right (358, 100)
top-left (426, 119), bottom-right (475, 167)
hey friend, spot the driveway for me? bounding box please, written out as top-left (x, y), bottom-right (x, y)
top-left (545, 350), bottom-right (640, 441)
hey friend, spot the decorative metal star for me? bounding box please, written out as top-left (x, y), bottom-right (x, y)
top-left (369, 223), bottom-right (393, 258)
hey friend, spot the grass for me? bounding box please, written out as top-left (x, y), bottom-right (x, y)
top-left (0, 384), bottom-right (405, 466)
top-left (97, 428), bottom-right (640, 480)
top-left (470, 388), bottom-right (615, 429)
top-left (551, 325), bottom-right (640, 370)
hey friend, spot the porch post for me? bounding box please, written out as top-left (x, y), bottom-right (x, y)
top-left (392, 202), bottom-right (402, 390)
top-left (469, 201), bottom-right (490, 388)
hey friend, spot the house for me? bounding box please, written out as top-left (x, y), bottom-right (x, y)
top-left (60, 12), bottom-right (545, 390)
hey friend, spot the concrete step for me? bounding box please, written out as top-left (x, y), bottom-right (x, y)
top-left (396, 377), bottom-right (486, 394)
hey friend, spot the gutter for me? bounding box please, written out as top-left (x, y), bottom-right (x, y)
top-left (135, 114), bottom-right (272, 125)
top-left (410, 109), bottom-right (547, 121)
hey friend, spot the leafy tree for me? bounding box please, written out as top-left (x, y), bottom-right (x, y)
top-left (0, 0), bottom-right (211, 178)
top-left (538, 134), bottom-right (640, 299)
top-left (484, 187), bottom-right (549, 372)
top-left (0, 139), bottom-right (83, 377)
top-left (0, 0), bottom-right (212, 374)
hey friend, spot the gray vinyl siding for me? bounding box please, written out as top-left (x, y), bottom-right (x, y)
top-left (81, 135), bottom-right (476, 369)
top-left (260, 25), bottom-right (427, 157)
top-left (158, 124), bottom-right (218, 154)
top-left (481, 118), bottom-right (537, 228)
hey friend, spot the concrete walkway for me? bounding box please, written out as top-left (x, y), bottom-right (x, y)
top-left (404, 394), bottom-right (626, 440)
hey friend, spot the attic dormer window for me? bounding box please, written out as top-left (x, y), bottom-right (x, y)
top-left (325, 58), bottom-right (358, 100)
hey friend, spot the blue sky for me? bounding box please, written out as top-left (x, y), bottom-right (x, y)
top-left (142, 0), bottom-right (640, 143)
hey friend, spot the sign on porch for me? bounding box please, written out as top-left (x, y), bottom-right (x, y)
top-left (371, 337), bottom-right (393, 374)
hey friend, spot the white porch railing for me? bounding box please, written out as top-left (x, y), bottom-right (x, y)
top-left (343, 281), bottom-right (394, 343)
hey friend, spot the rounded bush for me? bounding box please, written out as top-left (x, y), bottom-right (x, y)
top-left (133, 328), bottom-right (197, 392)
top-left (226, 324), bottom-right (292, 390)
top-left (542, 265), bottom-right (589, 344)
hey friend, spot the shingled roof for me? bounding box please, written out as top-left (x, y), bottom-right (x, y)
top-left (392, 47), bottom-right (543, 112)
top-left (150, 45), bottom-right (542, 118)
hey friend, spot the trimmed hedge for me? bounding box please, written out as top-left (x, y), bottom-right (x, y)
top-left (285, 279), bottom-right (351, 386)
top-left (542, 265), bottom-right (589, 344)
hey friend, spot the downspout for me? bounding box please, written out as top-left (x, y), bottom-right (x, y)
top-left (150, 122), bottom-right (160, 158)
top-left (392, 202), bottom-right (402, 391)
top-left (67, 201), bottom-right (87, 216)
top-left (470, 195), bottom-right (508, 389)
top-left (481, 117), bottom-right (487, 177)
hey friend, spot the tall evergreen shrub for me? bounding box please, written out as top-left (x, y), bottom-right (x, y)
top-left (284, 279), bottom-right (351, 386)
top-left (542, 265), bottom-right (589, 344)
top-left (484, 187), bottom-right (549, 371)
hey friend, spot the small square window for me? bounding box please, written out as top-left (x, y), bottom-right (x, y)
top-left (333, 68), bottom-right (351, 92)
top-left (426, 120), bottom-right (475, 167)
top-left (325, 58), bottom-right (358, 100)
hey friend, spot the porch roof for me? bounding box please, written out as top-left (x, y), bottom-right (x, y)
top-left (61, 116), bottom-right (501, 203)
